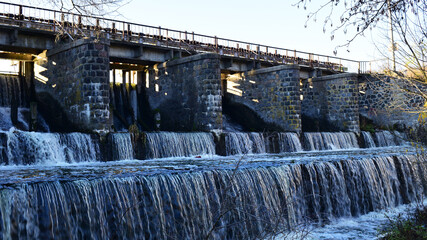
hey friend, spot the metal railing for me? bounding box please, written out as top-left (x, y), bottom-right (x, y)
top-left (0, 1), bottom-right (368, 73)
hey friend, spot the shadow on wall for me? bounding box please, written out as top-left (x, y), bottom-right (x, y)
top-left (301, 114), bottom-right (340, 132)
top-left (222, 94), bottom-right (283, 132)
top-left (151, 98), bottom-right (195, 131)
top-left (37, 92), bottom-right (79, 132)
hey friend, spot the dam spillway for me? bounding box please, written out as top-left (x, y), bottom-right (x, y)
top-left (0, 129), bottom-right (425, 239)
top-left (0, 2), bottom-right (425, 239)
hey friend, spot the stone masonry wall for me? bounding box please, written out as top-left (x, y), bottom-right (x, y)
top-left (302, 73), bottom-right (360, 132)
top-left (359, 74), bottom-right (426, 127)
top-left (227, 65), bottom-right (301, 132)
top-left (36, 38), bottom-right (111, 134)
top-left (146, 53), bottom-right (222, 131)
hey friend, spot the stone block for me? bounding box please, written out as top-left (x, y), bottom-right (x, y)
top-left (41, 38), bottom-right (112, 134)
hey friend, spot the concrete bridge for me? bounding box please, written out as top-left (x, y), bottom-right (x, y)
top-left (1, 2), bottom-right (420, 135)
top-left (0, 2), bottom-right (367, 71)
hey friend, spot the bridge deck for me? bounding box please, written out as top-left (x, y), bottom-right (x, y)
top-left (0, 1), bottom-right (367, 73)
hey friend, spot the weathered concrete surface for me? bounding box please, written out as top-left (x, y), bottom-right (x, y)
top-left (302, 73), bottom-right (360, 132)
top-left (226, 65), bottom-right (301, 132)
top-left (109, 41), bottom-right (179, 64)
top-left (145, 53), bottom-right (222, 131)
top-left (36, 38), bottom-right (111, 134)
top-left (0, 25), bottom-right (54, 54)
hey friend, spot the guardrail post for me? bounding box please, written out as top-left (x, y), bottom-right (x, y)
top-left (121, 22), bottom-right (124, 39)
top-left (53, 12), bottom-right (56, 32)
top-left (166, 29), bottom-right (169, 46)
top-left (0, 2), bottom-right (354, 72)
top-left (96, 18), bottom-right (100, 30)
top-left (78, 15), bottom-right (82, 28)
top-left (18, 5), bottom-right (23, 20)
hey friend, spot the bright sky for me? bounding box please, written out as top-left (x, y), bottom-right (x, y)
top-left (114, 0), bottom-right (382, 61)
top-left (5, 0), bottom-right (389, 72)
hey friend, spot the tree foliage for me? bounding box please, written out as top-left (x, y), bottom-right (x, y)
top-left (296, 1), bottom-right (426, 132)
top-left (18, 0), bottom-right (129, 16)
top-left (295, 0), bottom-right (426, 56)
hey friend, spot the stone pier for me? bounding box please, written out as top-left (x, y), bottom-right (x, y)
top-left (37, 38), bottom-right (111, 134)
top-left (145, 53), bottom-right (222, 131)
top-left (225, 65), bottom-right (301, 132)
top-left (302, 73), bottom-right (360, 132)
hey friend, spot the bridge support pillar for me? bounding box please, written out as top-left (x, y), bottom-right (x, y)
top-left (39, 38), bottom-right (111, 134)
top-left (302, 73), bottom-right (360, 132)
top-left (226, 65), bottom-right (301, 132)
top-left (145, 53), bottom-right (222, 131)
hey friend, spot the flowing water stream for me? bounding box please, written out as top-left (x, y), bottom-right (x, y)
top-left (0, 129), bottom-right (424, 239)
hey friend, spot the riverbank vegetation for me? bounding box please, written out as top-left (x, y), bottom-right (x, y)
top-left (379, 204), bottom-right (427, 240)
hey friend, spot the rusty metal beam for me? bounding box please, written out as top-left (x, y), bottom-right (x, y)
top-left (0, 52), bottom-right (33, 61)
top-left (110, 63), bottom-right (146, 71)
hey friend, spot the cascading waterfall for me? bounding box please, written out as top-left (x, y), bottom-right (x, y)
top-left (250, 132), bottom-right (266, 154)
top-left (375, 131), bottom-right (399, 147)
top-left (362, 131), bottom-right (376, 148)
top-left (145, 132), bottom-right (216, 159)
top-left (2, 130), bottom-right (99, 165)
top-left (110, 133), bottom-right (134, 160)
top-left (304, 132), bottom-right (359, 151)
top-left (59, 133), bottom-right (100, 163)
top-left (0, 132), bottom-right (6, 164)
top-left (277, 132), bottom-right (303, 152)
top-left (0, 75), bottom-right (31, 131)
top-left (224, 132), bottom-right (266, 155)
top-left (0, 74), bottom-right (27, 108)
top-left (0, 108), bottom-right (13, 131)
top-left (0, 154), bottom-right (424, 239)
top-left (130, 90), bottom-right (138, 122)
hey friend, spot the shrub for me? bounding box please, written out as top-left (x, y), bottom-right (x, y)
top-left (379, 205), bottom-right (427, 240)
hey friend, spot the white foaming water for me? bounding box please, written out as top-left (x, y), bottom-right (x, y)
top-left (301, 201), bottom-right (427, 240)
top-left (110, 133), bottom-right (134, 160)
top-left (278, 132), bottom-right (303, 152)
top-left (304, 132), bottom-right (359, 151)
top-left (145, 132), bottom-right (216, 159)
top-left (250, 132), bottom-right (266, 153)
top-left (362, 131), bottom-right (376, 148)
top-left (4, 129), bottom-right (99, 165)
top-left (225, 132), bottom-right (267, 155)
top-left (0, 154), bottom-right (424, 239)
top-left (375, 131), bottom-right (398, 147)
